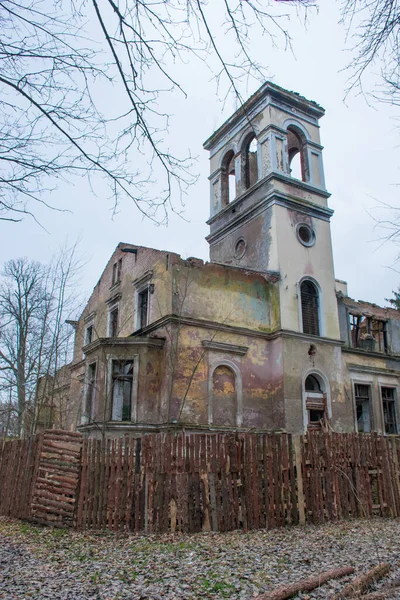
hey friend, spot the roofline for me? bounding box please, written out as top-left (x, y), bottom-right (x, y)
top-left (203, 81), bottom-right (325, 151)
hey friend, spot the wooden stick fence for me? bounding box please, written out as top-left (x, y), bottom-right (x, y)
top-left (1, 431), bottom-right (400, 532)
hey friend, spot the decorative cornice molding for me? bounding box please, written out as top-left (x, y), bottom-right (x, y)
top-left (132, 270), bottom-right (153, 288)
top-left (105, 292), bottom-right (122, 306)
top-left (201, 340), bottom-right (248, 355)
top-left (84, 311), bottom-right (96, 323)
top-left (343, 347), bottom-right (400, 361)
top-left (83, 336), bottom-right (165, 354)
top-left (347, 362), bottom-right (400, 375)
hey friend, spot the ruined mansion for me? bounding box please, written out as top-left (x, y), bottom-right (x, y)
top-left (39, 82), bottom-right (400, 438)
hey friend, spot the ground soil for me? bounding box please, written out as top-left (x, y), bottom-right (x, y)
top-left (1, 517), bottom-right (400, 599)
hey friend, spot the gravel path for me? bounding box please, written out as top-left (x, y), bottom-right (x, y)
top-left (1, 517), bottom-right (400, 599)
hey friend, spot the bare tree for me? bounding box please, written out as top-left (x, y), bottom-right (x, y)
top-left (341, 0), bottom-right (400, 99)
top-left (0, 245), bottom-right (83, 436)
top-left (0, 0), bottom-right (308, 224)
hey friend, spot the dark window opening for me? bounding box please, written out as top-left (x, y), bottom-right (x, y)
top-left (309, 409), bottom-right (325, 423)
top-left (287, 126), bottom-right (308, 182)
top-left (349, 313), bottom-right (388, 353)
top-left (301, 280), bottom-right (320, 336)
top-left (85, 324), bottom-right (93, 346)
top-left (221, 150), bottom-right (236, 206)
top-left (354, 383), bottom-right (371, 433)
top-left (109, 306), bottom-right (119, 337)
top-left (111, 360), bottom-right (134, 421)
top-left (244, 135), bottom-right (258, 189)
top-left (86, 363), bottom-right (96, 421)
top-left (138, 289), bottom-right (149, 329)
top-left (305, 372), bottom-right (327, 430)
top-left (382, 387), bottom-right (398, 434)
top-left (112, 258), bottom-right (122, 286)
top-left (305, 374), bottom-right (322, 392)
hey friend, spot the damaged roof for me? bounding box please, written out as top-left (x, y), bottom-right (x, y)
top-left (338, 294), bottom-right (400, 321)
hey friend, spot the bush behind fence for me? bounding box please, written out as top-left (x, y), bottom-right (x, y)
top-left (1, 430), bottom-right (400, 532)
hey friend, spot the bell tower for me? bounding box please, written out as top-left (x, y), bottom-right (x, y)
top-left (204, 82), bottom-right (340, 340)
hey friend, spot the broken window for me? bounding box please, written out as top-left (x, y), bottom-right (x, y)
top-left (212, 365), bottom-right (236, 426)
top-left (221, 150), bottom-right (236, 206)
top-left (244, 135), bottom-right (258, 189)
top-left (138, 289), bottom-right (149, 329)
top-left (301, 280), bottom-right (320, 336)
top-left (112, 258), bottom-right (122, 286)
top-left (111, 360), bottom-right (134, 421)
top-left (287, 126), bottom-right (309, 182)
top-left (381, 387), bottom-right (398, 434)
top-left (85, 324), bottom-right (93, 346)
top-left (86, 362), bottom-right (97, 421)
top-left (349, 314), bottom-right (388, 353)
top-left (304, 373), bottom-right (327, 430)
top-left (354, 384), bottom-right (371, 433)
top-left (108, 306), bottom-right (119, 337)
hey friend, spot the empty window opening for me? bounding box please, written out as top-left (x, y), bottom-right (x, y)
top-left (212, 365), bottom-right (236, 426)
top-left (381, 387), bottom-right (398, 434)
top-left (244, 135), bottom-right (258, 189)
top-left (305, 374), bottom-right (322, 392)
top-left (221, 150), bottom-right (236, 206)
top-left (354, 384), bottom-right (371, 433)
top-left (301, 280), bottom-right (320, 336)
top-left (112, 258), bottom-right (122, 286)
top-left (287, 126), bottom-right (308, 182)
top-left (349, 314), bottom-right (387, 353)
top-left (86, 363), bottom-right (97, 422)
top-left (85, 324), bottom-right (93, 346)
top-left (111, 360), bottom-right (134, 421)
top-left (109, 306), bottom-right (119, 337)
top-left (290, 151), bottom-right (302, 180)
top-left (138, 289), bottom-right (149, 329)
top-left (304, 372), bottom-right (327, 430)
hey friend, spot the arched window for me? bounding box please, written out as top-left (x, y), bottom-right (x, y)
top-left (212, 365), bottom-right (236, 426)
top-left (287, 126), bottom-right (308, 182)
top-left (305, 374), bottom-right (322, 392)
top-left (221, 150), bottom-right (236, 205)
top-left (304, 372), bottom-right (327, 430)
top-left (243, 134), bottom-right (258, 189)
top-left (301, 280), bottom-right (320, 336)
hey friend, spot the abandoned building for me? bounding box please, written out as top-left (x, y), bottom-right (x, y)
top-left (43, 81), bottom-right (400, 438)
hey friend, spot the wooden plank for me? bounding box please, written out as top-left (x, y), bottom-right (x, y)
top-left (294, 436), bottom-right (305, 526)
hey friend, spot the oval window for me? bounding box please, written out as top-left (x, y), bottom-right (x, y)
top-left (297, 223), bottom-right (315, 247)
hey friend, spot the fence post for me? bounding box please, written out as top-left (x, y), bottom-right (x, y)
top-left (294, 435), bottom-right (305, 525)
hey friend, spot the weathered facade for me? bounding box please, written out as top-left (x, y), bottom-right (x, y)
top-left (57, 81), bottom-right (400, 438)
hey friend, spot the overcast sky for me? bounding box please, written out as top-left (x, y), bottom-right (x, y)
top-left (2, 1), bottom-right (400, 309)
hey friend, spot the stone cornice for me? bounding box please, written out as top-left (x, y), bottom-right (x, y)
top-left (206, 184), bottom-right (333, 246)
top-left (133, 313), bottom-right (342, 347)
top-left (83, 336), bottom-right (165, 355)
top-left (347, 362), bottom-right (400, 376)
top-left (342, 347), bottom-right (400, 361)
top-left (201, 340), bottom-right (248, 355)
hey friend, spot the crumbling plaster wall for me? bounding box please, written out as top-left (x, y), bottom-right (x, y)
top-left (163, 323), bottom-right (285, 431)
top-left (171, 260), bottom-right (280, 333)
top-left (72, 245), bottom-right (177, 365)
top-left (282, 338), bottom-right (352, 434)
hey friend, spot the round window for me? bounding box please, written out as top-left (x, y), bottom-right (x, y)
top-left (296, 223), bottom-right (315, 247)
top-left (233, 238), bottom-right (247, 259)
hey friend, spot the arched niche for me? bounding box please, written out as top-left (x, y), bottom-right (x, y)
top-left (208, 359), bottom-right (243, 427)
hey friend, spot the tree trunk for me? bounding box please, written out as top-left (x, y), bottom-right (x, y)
top-left (253, 566), bottom-right (355, 600)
